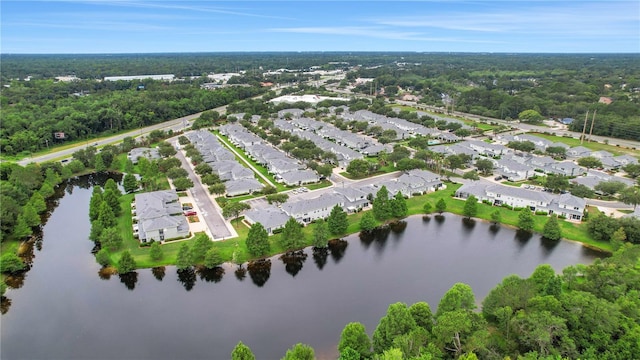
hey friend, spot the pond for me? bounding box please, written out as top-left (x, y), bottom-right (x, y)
top-left (1, 177), bottom-right (603, 359)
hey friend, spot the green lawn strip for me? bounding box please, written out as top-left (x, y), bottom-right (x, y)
top-left (212, 130), bottom-right (286, 192)
top-left (390, 105), bottom-right (498, 131)
top-left (306, 180), bottom-right (333, 190)
top-left (530, 132), bottom-right (640, 157)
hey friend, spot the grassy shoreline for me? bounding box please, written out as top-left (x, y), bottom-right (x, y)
top-left (114, 182), bottom-right (612, 270)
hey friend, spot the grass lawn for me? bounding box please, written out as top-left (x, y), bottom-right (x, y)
top-left (530, 132), bottom-right (640, 157)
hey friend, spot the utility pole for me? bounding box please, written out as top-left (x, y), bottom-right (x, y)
top-left (587, 109), bottom-right (597, 142)
top-left (580, 110), bottom-right (589, 144)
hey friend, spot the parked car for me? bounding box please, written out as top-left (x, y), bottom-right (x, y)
top-left (182, 205), bottom-right (193, 210)
top-left (494, 176), bottom-right (503, 181)
top-left (184, 210), bottom-right (197, 216)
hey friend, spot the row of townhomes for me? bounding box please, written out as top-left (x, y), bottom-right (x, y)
top-left (273, 118), bottom-right (364, 168)
top-left (219, 123), bottom-right (320, 186)
top-left (244, 169), bottom-right (445, 234)
top-left (133, 190), bottom-right (190, 242)
top-left (455, 181), bottom-right (586, 221)
top-left (496, 134), bottom-right (638, 170)
top-left (186, 130), bottom-right (265, 196)
top-left (572, 169), bottom-right (636, 191)
top-left (127, 147), bottom-right (161, 164)
top-left (341, 110), bottom-right (461, 143)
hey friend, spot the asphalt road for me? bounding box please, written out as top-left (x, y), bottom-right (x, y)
top-left (174, 144), bottom-right (233, 239)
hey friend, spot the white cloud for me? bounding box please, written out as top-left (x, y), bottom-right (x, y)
top-left (269, 26), bottom-right (499, 43)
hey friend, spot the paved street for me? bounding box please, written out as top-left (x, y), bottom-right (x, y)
top-left (174, 144), bottom-right (234, 240)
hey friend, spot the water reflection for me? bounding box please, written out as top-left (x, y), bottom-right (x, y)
top-left (119, 272), bottom-right (139, 290)
top-left (434, 214), bottom-right (446, 225)
top-left (197, 266), bottom-right (225, 283)
top-left (389, 220), bottom-right (407, 234)
top-left (247, 259), bottom-right (271, 287)
top-left (312, 247), bottom-right (329, 270)
top-left (98, 267), bottom-right (115, 280)
top-left (514, 230), bottom-right (533, 249)
top-left (0, 297), bottom-right (11, 315)
top-left (280, 251), bottom-right (307, 277)
top-left (177, 268), bottom-right (197, 291)
top-left (234, 266), bottom-right (247, 281)
top-left (328, 239), bottom-right (348, 263)
top-left (461, 218), bottom-right (476, 233)
top-left (488, 224), bottom-right (501, 236)
top-left (540, 237), bottom-right (560, 256)
top-left (152, 267), bottom-right (166, 281)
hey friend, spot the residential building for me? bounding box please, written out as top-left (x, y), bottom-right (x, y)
top-left (133, 190), bottom-right (189, 242)
top-left (128, 147), bottom-right (161, 164)
top-left (244, 207), bottom-right (290, 234)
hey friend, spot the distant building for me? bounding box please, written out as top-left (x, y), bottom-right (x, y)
top-left (104, 74), bottom-right (175, 81)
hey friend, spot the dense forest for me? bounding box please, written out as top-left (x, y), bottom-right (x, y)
top-left (0, 79), bottom-right (264, 155)
top-left (1, 53), bottom-right (639, 157)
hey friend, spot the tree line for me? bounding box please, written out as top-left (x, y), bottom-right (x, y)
top-left (230, 244), bottom-right (640, 359)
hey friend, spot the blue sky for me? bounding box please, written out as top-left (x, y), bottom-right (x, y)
top-left (2, 1), bottom-right (639, 53)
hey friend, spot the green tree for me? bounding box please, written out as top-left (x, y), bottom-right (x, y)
top-left (105, 178), bottom-right (121, 197)
top-left (282, 343), bottom-right (315, 360)
top-left (89, 219), bottom-right (104, 242)
top-left (102, 189), bottom-right (121, 216)
top-left (346, 159), bottom-right (371, 178)
top-left (610, 227), bottom-right (627, 249)
top-left (22, 203), bottom-right (40, 227)
top-left (246, 222), bottom-right (270, 256)
top-left (176, 243), bottom-right (193, 270)
top-left (13, 215), bottom-right (33, 239)
top-left (360, 211), bottom-right (378, 232)
top-left (595, 180), bottom-right (626, 196)
top-left (436, 198), bottom-right (447, 214)
top-left (544, 174), bottom-right (570, 193)
top-left (117, 250), bottom-right (137, 274)
top-left (463, 195), bottom-right (478, 219)
top-left (409, 302), bottom-right (433, 332)
top-left (223, 202), bottom-right (251, 224)
top-left (577, 156), bottom-right (603, 170)
top-left (29, 191), bottom-right (47, 214)
top-left (95, 248), bottom-right (110, 266)
top-left (89, 186), bottom-right (103, 221)
top-left (390, 192), bottom-right (407, 218)
top-left (231, 342), bottom-right (256, 360)
top-left (203, 247), bottom-right (223, 269)
top-left (490, 210), bottom-right (502, 224)
top-left (208, 183), bottom-right (226, 196)
top-left (312, 219), bottom-right (329, 248)
top-left (327, 204), bottom-right (348, 235)
top-left (122, 173), bottom-right (138, 194)
top-left (373, 186), bottom-right (391, 221)
top-left (518, 208), bottom-right (535, 232)
top-left (436, 283), bottom-right (477, 317)
top-left (38, 182), bottom-right (55, 198)
top-left (149, 241), bottom-right (164, 261)
top-left (372, 302), bottom-right (417, 353)
top-left (265, 193), bottom-right (289, 205)
top-left (622, 163), bottom-right (640, 178)
top-left (545, 146), bottom-right (567, 159)
top-left (423, 202), bottom-right (433, 214)
top-left (432, 310), bottom-right (476, 358)
top-left (518, 109), bottom-right (544, 123)
top-left (99, 227), bottom-right (123, 251)
top-left (0, 252), bottom-right (26, 273)
top-left (190, 233), bottom-right (212, 262)
top-left (475, 158), bottom-right (494, 175)
top-left (94, 153), bottom-right (107, 173)
top-left (570, 184), bottom-right (595, 198)
top-left (462, 170), bottom-right (480, 180)
top-left (194, 163), bottom-right (213, 176)
top-left (172, 177), bottom-right (194, 191)
top-left (280, 218), bottom-right (305, 250)
top-left (587, 213), bottom-right (619, 241)
top-left (339, 322), bottom-right (372, 358)
top-left (620, 186), bottom-right (640, 209)
top-left (542, 214), bottom-right (562, 241)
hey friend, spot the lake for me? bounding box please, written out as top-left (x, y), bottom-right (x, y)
top-left (1, 177), bottom-right (604, 359)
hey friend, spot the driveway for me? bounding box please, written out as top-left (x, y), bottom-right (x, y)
top-left (174, 146), bottom-right (234, 240)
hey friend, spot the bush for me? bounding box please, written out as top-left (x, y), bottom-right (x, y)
top-left (535, 211), bottom-right (549, 216)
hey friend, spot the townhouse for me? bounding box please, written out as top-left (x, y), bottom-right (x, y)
top-left (132, 190), bottom-right (190, 242)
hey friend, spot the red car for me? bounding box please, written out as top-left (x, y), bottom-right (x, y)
top-left (184, 210), bottom-right (197, 216)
